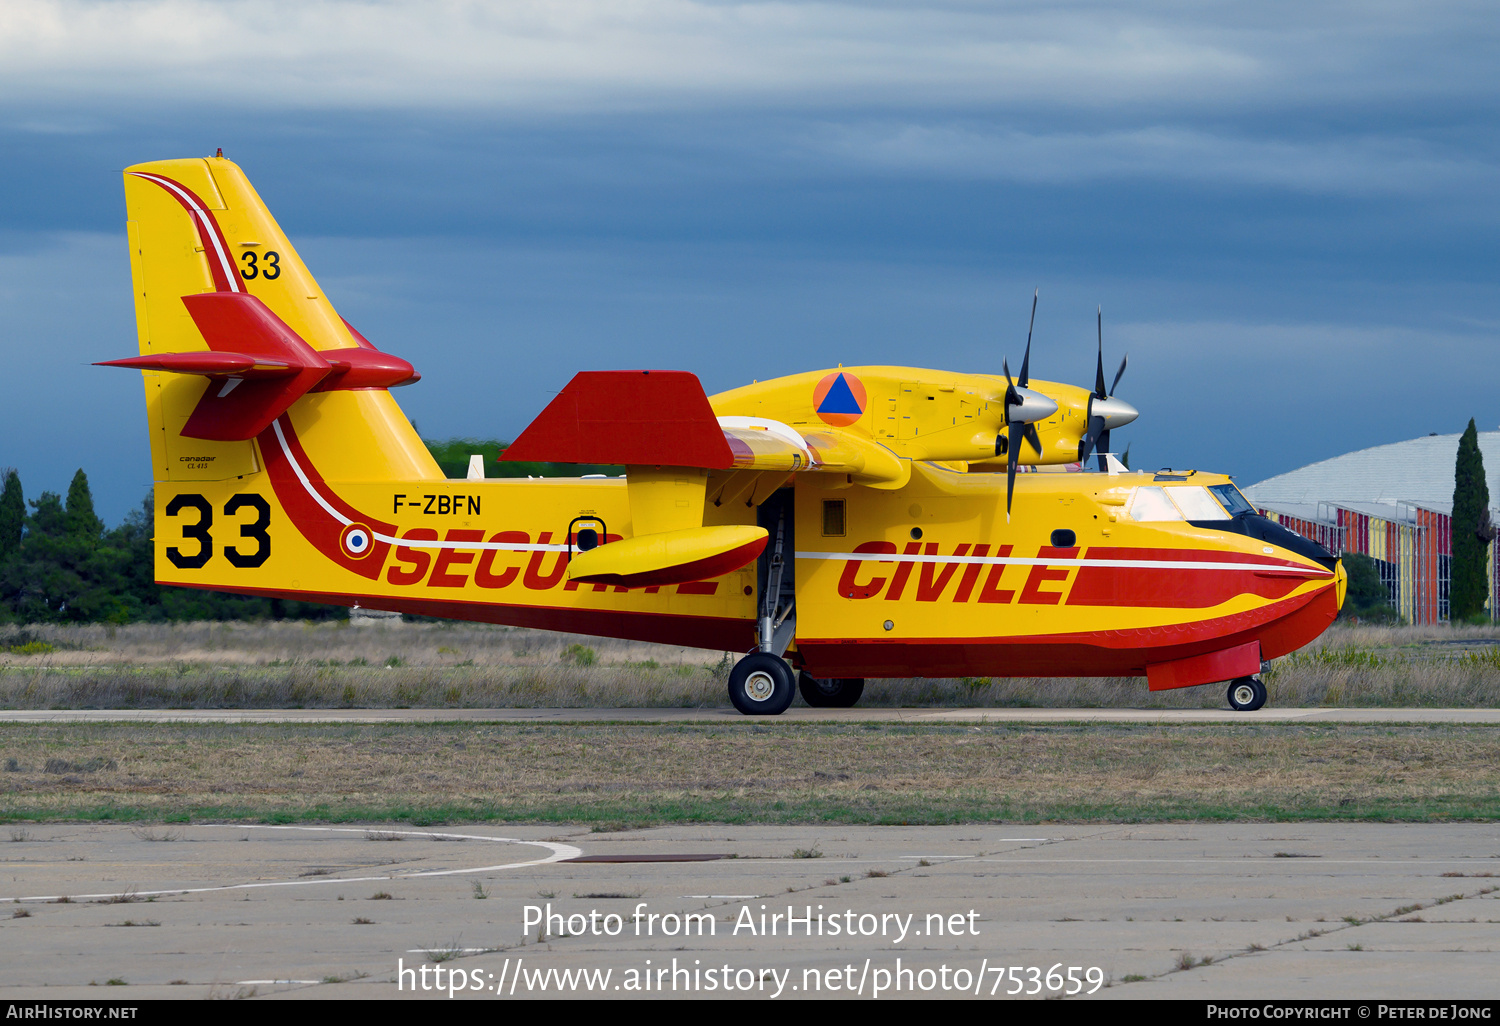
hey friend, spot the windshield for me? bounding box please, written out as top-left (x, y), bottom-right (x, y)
top-left (1208, 483), bottom-right (1256, 517)
top-left (1167, 485), bottom-right (1230, 520)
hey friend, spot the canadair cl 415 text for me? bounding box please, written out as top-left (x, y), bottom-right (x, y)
top-left (100, 156), bottom-right (1345, 714)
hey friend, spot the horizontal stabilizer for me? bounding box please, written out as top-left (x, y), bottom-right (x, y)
top-left (96, 352), bottom-right (295, 378)
top-left (179, 293), bottom-right (332, 441)
top-left (501, 370), bottom-right (735, 468)
top-left (98, 293), bottom-right (421, 441)
top-left (313, 348), bottom-right (421, 391)
top-left (568, 525), bottom-right (768, 588)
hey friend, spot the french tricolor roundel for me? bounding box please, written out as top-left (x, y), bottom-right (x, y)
top-left (340, 523), bottom-right (374, 560)
top-left (812, 371), bottom-right (867, 427)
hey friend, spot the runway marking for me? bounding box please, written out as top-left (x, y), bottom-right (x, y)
top-left (899, 855), bottom-right (976, 860)
top-left (973, 857), bottom-right (1493, 864)
top-left (1, 825), bottom-right (582, 904)
top-left (682, 894), bottom-right (761, 899)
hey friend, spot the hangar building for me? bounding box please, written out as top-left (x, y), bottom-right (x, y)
top-left (1242, 431), bottom-right (1500, 623)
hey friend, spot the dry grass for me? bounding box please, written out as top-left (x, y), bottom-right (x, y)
top-left (1, 720), bottom-right (1496, 823)
top-left (0, 621), bottom-right (1497, 710)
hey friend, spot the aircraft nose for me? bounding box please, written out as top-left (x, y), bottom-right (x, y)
top-left (1334, 558), bottom-right (1347, 611)
top-left (1092, 395), bottom-right (1138, 429)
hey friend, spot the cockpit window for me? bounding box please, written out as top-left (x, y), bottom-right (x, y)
top-left (1127, 486), bottom-right (1184, 522)
top-left (1208, 483), bottom-right (1255, 517)
top-left (1168, 485), bottom-right (1229, 520)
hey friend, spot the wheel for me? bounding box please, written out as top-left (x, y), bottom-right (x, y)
top-left (1227, 677), bottom-right (1267, 712)
top-left (798, 672), bottom-right (866, 708)
top-left (728, 653), bottom-right (796, 715)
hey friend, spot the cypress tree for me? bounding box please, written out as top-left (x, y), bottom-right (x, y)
top-left (0, 469), bottom-right (22, 559)
top-left (1451, 419), bottom-right (1493, 622)
top-left (63, 469), bottom-right (103, 543)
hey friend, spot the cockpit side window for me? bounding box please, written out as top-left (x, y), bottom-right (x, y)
top-left (1126, 486), bottom-right (1184, 522)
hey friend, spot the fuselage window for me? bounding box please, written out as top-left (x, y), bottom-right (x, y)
top-left (822, 499), bottom-right (846, 537)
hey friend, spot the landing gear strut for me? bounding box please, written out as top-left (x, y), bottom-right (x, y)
top-left (1227, 677), bottom-right (1267, 712)
top-left (798, 672), bottom-right (865, 708)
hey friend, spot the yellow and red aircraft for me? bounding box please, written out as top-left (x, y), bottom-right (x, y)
top-left (101, 155), bottom-right (1345, 714)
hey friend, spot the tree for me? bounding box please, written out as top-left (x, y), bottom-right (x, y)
top-left (423, 437), bottom-right (619, 480)
top-left (0, 469), bottom-right (22, 559)
top-left (1451, 418), bottom-right (1494, 622)
top-left (64, 469), bottom-right (104, 542)
top-left (1338, 551), bottom-right (1396, 622)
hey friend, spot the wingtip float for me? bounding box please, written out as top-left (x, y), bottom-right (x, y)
top-left (101, 154), bottom-right (1343, 715)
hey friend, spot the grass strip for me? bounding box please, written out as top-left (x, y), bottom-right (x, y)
top-left (3, 721), bottom-right (1498, 825)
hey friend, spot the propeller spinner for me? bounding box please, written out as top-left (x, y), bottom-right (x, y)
top-left (1078, 307), bottom-right (1138, 471)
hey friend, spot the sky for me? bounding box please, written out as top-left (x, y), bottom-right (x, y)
top-left (1, 0), bottom-right (1497, 523)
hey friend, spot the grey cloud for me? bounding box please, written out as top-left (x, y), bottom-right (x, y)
top-left (802, 122), bottom-right (1499, 195)
top-left (0, 0), bottom-right (1490, 114)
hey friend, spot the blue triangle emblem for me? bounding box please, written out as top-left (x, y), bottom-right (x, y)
top-left (818, 374), bottom-right (863, 415)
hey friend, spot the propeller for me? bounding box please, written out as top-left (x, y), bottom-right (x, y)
top-left (1078, 306), bottom-right (1137, 471)
top-left (1002, 357), bottom-right (1044, 518)
top-left (993, 289), bottom-right (1057, 517)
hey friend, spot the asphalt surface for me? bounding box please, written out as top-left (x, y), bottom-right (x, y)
top-left (3, 707), bottom-right (1500, 723)
top-left (1, 823), bottom-right (1497, 1000)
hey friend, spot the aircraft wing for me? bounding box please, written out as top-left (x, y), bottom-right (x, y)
top-left (502, 370), bottom-right (909, 487)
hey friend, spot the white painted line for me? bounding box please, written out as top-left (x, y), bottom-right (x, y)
top-left (972, 857), bottom-right (1493, 864)
top-left (236, 979), bottom-right (318, 986)
top-left (899, 855), bottom-right (976, 860)
top-left (0, 825), bottom-right (582, 904)
top-left (682, 894), bottom-right (761, 899)
top-left (796, 550), bottom-right (1331, 576)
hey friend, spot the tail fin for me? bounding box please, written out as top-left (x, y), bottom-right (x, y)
top-left (109, 156), bottom-right (439, 483)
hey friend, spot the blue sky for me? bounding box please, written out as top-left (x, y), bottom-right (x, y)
top-left (1, 1), bottom-right (1497, 523)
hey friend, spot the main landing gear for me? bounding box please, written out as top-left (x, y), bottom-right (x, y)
top-left (728, 652), bottom-right (796, 716)
top-left (1227, 677), bottom-right (1267, 712)
top-left (798, 672), bottom-right (865, 708)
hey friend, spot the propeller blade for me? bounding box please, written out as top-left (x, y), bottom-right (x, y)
top-left (1079, 414), bottom-right (1106, 464)
top-left (1093, 307), bottom-right (1107, 398)
top-left (1019, 288), bottom-right (1037, 388)
top-left (1023, 422), bottom-right (1042, 456)
top-left (1110, 353), bottom-right (1128, 396)
top-left (1006, 425), bottom-right (1018, 518)
top-left (1096, 428), bottom-right (1111, 473)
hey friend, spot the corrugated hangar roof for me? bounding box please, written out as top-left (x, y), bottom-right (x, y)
top-left (1244, 431), bottom-right (1500, 508)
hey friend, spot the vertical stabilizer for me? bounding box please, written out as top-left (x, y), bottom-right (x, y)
top-left (119, 156), bottom-right (440, 484)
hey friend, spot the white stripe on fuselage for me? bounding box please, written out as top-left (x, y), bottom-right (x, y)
top-left (794, 550), bottom-right (1331, 576)
top-left (268, 424), bottom-right (1327, 570)
top-left (271, 419), bottom-right (568, 552)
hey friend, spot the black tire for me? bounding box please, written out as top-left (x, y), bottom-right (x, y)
top-left (1227, 677), bottom-right (1267, 712)
top-left (798, 672), bottom-right (866, 708)
top-left (728, 653), bottom-right (796, 715)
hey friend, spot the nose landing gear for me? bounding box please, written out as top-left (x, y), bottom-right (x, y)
top-left (1227, 676), bottom-right (1267, 712)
